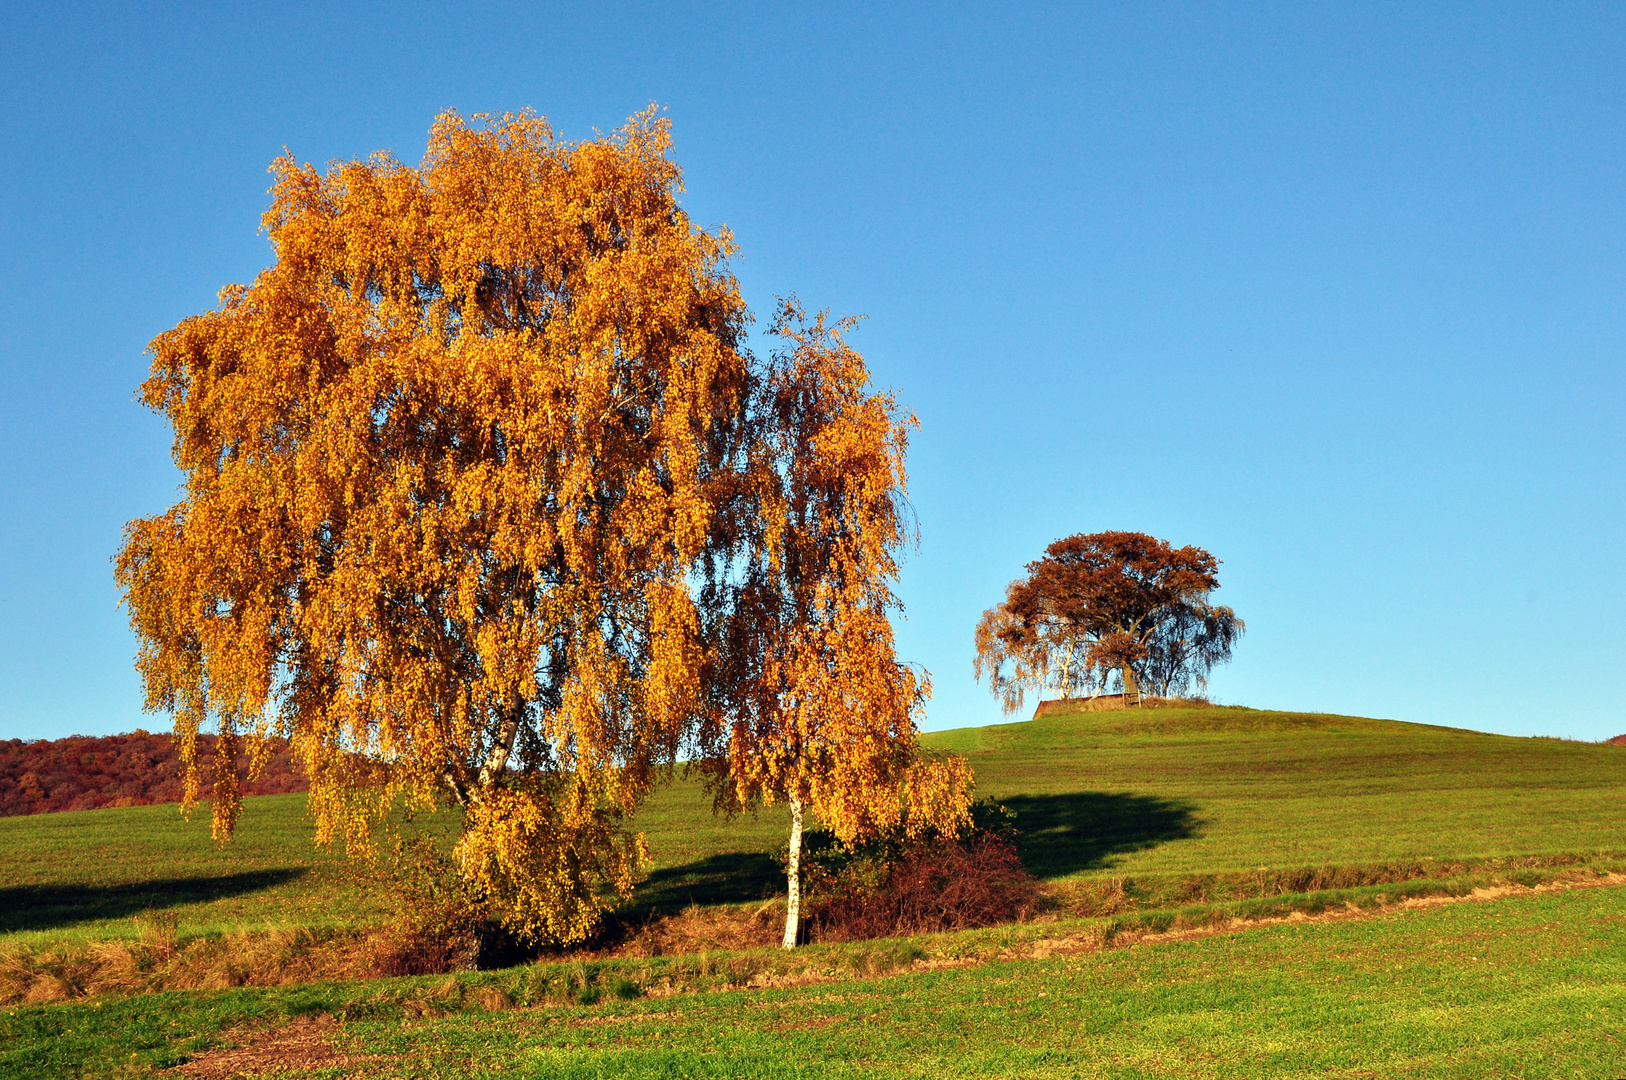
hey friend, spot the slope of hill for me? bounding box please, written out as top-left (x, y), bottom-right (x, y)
top-left (5, 705), bottom-right (1626, 1078)
top-left (923, 703), bottom-right (1626, 876)
top-left (0, 731), bottom-right (306, 817)
top-left (3, 705), bottom-right (1623, 943)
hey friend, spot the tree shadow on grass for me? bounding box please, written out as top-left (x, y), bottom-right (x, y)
top-left (0, 869), bottom-right (307, 934)
top-left (1001, 792), bottom-right (1200, 879)
top-left (625, 791), bottom-right (1198, 912)
top-left (629, 852), bottom-right (783, 916)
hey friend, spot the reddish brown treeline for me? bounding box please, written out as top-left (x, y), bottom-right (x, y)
top-left (0, 731), bottom-right (305, 817)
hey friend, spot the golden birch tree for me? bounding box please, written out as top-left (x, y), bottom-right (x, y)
top-left (116, 109), bottom-right (754, 944)
top-left (698, 301), bottom-right (973, 948)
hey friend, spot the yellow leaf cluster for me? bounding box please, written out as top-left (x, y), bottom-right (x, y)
top-left (117, 109), bottom-right (749, 939)
top-left (453, 775), bottom-right (648, 945)
top-left (698, 301), bottom-right (973, 844)
top-left (117, 109), bottom-right (971, 945)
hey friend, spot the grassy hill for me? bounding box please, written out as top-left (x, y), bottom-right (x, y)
top-left (5, 704), bottom-right (1626, 1077)
top-left (4, 705), bottom-right (1624, 944)
top-left (929, 703), bottom-right (1626, 877)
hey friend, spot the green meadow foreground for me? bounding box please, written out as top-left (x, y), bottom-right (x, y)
top-left (4, 705), bottom-right (1626, 1076)
top-left (9, 885), bottom-right (1625, 1079)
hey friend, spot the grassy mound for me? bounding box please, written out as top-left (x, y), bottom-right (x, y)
top-left (932, 703), bottom-right (1625, 872)
top-left (4, 706), bottom-right (1624, 947)
top-left (6, 705), bottom-right (1626, 1076)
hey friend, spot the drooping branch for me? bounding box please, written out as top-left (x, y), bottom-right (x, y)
top-left (118, 107), bottom-right (757, 946)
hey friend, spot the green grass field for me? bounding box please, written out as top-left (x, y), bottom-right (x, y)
top-left (7, 705), bottom-right (1623, 941)
top-left (4, 704), bottom-right (1626, 1077)
top-left (940, 705), bottom-right (1626, 868)
top-left (8, 883), bottom-right (1625, 1078)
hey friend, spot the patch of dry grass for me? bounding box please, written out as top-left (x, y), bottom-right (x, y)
top-left (6, 856), bottom-right (1619, 1008)
top-left (1048, 851), bottom-right (1613, 917)
top-left (603, 900), bottom-right (786, 958)
top-left (0, 922), bottom-right (378, 1005)
top-left (172, 1014), bottom-right (386, 1078)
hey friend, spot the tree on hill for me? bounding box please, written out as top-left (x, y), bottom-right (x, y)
top-left (974, 531), bottom-right (1243, 711)
top-left (117, 108), bottom-right (966, 946)
top-left (695, 303), bottom-right (971, 948)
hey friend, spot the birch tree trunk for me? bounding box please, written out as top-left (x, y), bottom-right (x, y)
top-left (782, 795), bottom-right (804, 949)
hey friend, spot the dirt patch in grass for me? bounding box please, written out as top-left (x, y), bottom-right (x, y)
top-left (173, 1014), bottom-right (382, 1078)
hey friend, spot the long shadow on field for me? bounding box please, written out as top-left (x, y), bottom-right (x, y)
top-left (1002, 792), bottom-right (1199, 879)
top-left (0, 869), bottom-right (306, 933)
top-left (631, 852), bottom-right (784, 916)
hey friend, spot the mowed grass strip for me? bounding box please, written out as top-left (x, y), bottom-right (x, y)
top-left (6, 883), bottom-right (1625, 1079)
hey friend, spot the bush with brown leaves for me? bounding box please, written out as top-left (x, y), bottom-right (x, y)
top-left (370, 832), bottom-right (491, 975)
top-left (801, 800), bottom-right (1043, 943)
top-left (808, 834), bottom-right (1042, 942)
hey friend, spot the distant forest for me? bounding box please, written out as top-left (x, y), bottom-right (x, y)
top-left (0, 731), bottom-right (306, 817)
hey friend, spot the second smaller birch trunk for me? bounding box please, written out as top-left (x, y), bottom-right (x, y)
top-left (782, 795), bottom-right (804, 949)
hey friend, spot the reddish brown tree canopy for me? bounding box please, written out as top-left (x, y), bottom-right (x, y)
top-left (974, 530), bottom-right (1243, 711)
top-left (0, 732), bottom-right (305, 818)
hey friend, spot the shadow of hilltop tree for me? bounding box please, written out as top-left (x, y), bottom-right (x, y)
top-left (999, 792), bottom-right (1199, 878)
top-left (629, 852), bottom-right (784, 917)
top-left (627, 791), bottom-right (1199, 915)
top-left (0, 869), bottom-right (307, 934)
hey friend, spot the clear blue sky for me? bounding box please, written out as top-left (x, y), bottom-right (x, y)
top-left (2, 2), bottom-right (1621, 741)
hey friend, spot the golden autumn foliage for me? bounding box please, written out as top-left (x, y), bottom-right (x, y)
top-left (117, 108), bottom-right (967, 946)
top-left (698, 303), bottom-right (972, 945)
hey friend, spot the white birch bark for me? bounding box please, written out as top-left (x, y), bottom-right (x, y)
top-left (782, 795), bottom-right (804, 949)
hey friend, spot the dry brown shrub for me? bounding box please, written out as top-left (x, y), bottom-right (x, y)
top-left (808, 835), bottom-right (1042, 943)
top-left (25, 974), bottom-right (72, 1002)
top-left (367, 831), bottom-right (504, 975)
top-left (473, 986), bottom-right (511, 1011)
top-left (373, 933), bottom-right (456, 977)
top-left (1059, 877), bottom-right (1133, 917)
top-left (1034, 695), bottom-right (1212, 719)
top-left (0, 951), bottom-right (35, 1003)
top-left (134, 910), bottom-right (179, 957)
top-left (1032, 697), bottom-right (1128, 718)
